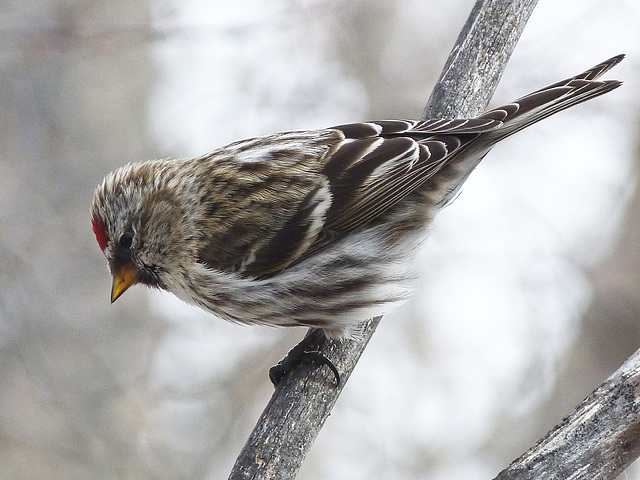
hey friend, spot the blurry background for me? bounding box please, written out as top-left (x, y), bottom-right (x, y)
top-left (1, 0), bottom-right (640, 479)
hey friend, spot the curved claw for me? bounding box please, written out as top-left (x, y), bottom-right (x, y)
top-left (302, 350), bottom-right (341, 386)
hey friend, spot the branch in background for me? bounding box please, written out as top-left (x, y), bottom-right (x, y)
top-left (495, 348), bottom-right (640, 479)
top-left (228, 0), bottom-right (539, 478)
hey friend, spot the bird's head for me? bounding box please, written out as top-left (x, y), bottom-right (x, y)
top-left (91, 161), bottom-right (193, 303)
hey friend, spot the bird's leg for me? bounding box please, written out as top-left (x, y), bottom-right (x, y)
top-left (269, 328), bottom-right (340, 387)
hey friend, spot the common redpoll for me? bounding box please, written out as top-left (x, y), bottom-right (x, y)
top-left (92, 55), bottom-right (623, 340)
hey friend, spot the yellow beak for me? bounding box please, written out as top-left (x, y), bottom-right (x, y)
top-left (111, 263), bottom-right (138, 303)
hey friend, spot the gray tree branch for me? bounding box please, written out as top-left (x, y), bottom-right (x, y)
top-left (495, 348), bottom-right (640, 479)
top-left (228, 0), bottom-right (539, 479)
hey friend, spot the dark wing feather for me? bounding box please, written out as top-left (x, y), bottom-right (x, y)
top-left (318, 117), bottom-right (504, 236)
top-left (322, 135), bottom-right (454, 233)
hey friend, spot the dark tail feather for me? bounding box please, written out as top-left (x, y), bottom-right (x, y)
top-left (478, 55), bottom-right (623, 142)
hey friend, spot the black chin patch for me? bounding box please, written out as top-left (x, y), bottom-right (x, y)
top-left (139, 264), bottom-right (163, 288)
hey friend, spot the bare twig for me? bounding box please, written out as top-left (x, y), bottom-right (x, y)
top-left (228, 0), bottom-right (539, 478)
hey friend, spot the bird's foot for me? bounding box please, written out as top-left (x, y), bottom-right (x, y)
top-left (269, 329), bottom-right (340, 387)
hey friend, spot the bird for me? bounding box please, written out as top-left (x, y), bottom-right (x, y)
top-left (91, 55), bottom-right (623, 345)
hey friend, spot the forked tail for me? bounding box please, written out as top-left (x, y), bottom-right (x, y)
top-left (477, 54), bottom-right (624, 142)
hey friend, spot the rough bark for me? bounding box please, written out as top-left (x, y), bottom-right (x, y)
top-left (494, 348), bottom-right (640, 479)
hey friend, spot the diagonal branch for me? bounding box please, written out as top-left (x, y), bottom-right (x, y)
top-left (228, 1), bottom-right (539, 479)
top-left (494, 348), bottom-right (640, 479)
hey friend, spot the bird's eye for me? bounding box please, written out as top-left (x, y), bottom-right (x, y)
top-left (119, 233), bottom-right (133, 249)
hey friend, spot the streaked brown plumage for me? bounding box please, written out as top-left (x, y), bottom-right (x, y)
top-left (92, 55), bottom-right (623, 338)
